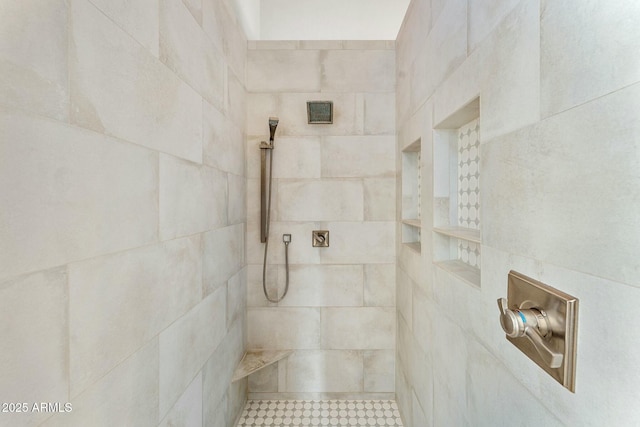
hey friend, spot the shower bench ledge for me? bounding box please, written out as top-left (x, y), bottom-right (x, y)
top-left (232, 350), bottom-right (293, 382)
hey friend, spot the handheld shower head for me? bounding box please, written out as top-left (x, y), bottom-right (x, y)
top-left (269, 117), bottom-right (279, 142)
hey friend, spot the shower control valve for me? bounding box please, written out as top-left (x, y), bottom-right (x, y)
top-left (312, 230), bottom-right (329, 247)
top-left (497, 298), bottom-right (562, 368)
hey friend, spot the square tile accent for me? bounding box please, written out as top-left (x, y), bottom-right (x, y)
top-left (236, 400), bottom-right (404, 426)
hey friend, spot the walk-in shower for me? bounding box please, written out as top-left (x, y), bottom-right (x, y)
top-left (260, 117), bottom-right (291, 303)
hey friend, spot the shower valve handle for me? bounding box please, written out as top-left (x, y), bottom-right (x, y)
top-left (497, 298), bottom-right (563, 368)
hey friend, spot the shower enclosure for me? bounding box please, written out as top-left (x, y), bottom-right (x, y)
top-left (245, 42), bottom-right (397, 403)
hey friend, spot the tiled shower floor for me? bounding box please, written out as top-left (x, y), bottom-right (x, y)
top-left (236, 400), bottom-right (404, 426)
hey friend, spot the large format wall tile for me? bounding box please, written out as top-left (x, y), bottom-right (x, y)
top-left (88, 0), bottom-right (159, 56)
top-left (466, 340), bottom-right (564, 426)
top-left (467, 0), bottom-right (521, 53)
top-left (201, 0), bottom-right (227, 53)
top-left (0, 269), bottom-right (68, 427)
top-left (43, 339), bottom-right (159, 427)
top-left (247, 50), bottom-right (321, 92)
top-left (0, 111), bottom-right (157, 281)
top-left (364, 350), bottom-right (395, 392)
top-left (396, 269), bottom-right (413, 331)
top-left (396, 0), bottom-right (431, 76)
top-left (364, 264), bottom-right (396, 307)
top-left (407, 336), bottom-right (433, 424)
top-left (483, 82), bottom-right (640, 287)
top-left (364, 178), bottom-right (396, 221)
top-left (246, 264), bottom-right (278, 308)
top-left (322, 50), bottom-right (395, 93)
top-left (158, 372), bottom-right (202, 427)
top-left (160, 0), bottom-right (224, 108)
top-left (277, 180), bottom-right (364, 222)
top-left (228, 377), bottom-right (247, 418)
top-left (412, 393), bottom-right (430, 427)
top-left (248, 308), bottom-right (321, 349)
top-left (205, 397), bottom-right (227, 427)
top-left (248, 364), bottom-right (278, 393)
top-left (322, 307), bottom-right (395, 350)
top-left (434, 0), bottom-right (540, 142)
top-left (159, 154), bottom-right (227, 240)
top-left (3, 1), bottom-right (247, 426)
top-left (226, 70), bottom-right (247, 127)
top-left (68, 236), bottom-right (202, 397)
top-left (226, 268), bottom-right (247, 328)
top-left (363, 92), bottom-right (396, 135)
top-left (159, 287), bottom-right (227, 418)
top-left (271, 137), bottom-right (322, 179)
top-left (0, 0), bottom-right (68, 121)
top-left (181, 0), bottom-right (202, 24)
top-left (541, 0), bottom-right (640, 118)
top-left (277, 264), bottom-right (364, 307)
top-left (70, 0), bottom-right (202, 163)
top-left (203, 224), bottom-right (245, 294)
top-left (477, 0), bottom-right (539, 141)
top-left (228, 173), bottom-right (247, 225)
top-left (321, 136), bottom-right (395, 178)
top-left (431, 315), bottom-right (467, 427)
top-left (202, 0), bottom-right (247, 81)
top-left (203, 320), bottom-right (245, 423)
top-left (203, 101), bottom-right (245, 176)
top-left (395, 362), bottom-right (413, 426)
top-left (319, 222), bottom-right (395, 265)
top-left (279, 350), bottom-right (363, 393)
top-left (245, 137), bottom-right (322, 180)
top-left (409, 0), bottom-right (467, 112)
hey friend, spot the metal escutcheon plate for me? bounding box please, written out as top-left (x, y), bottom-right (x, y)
top-left (504, 270), bottom-right (579, 392)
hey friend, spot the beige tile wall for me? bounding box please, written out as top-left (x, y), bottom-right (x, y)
top-left (396, 0), bottom-right (640, 426)
top-left (0, 0), bottom-right (247, 426)
top-left (246, 41), bottom-right (397, 399)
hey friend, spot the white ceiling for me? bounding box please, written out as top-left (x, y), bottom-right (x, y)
top-left (232, 0), bottom-right (411, 40)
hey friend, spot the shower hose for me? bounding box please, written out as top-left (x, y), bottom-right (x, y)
top-left (262, 145), bottom-right (290, 303)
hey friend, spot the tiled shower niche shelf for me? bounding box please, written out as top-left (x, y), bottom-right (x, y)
top-left (434, 259), bottom-right (481, 287)
top-left (433, 97), bottom-right (481, 287)
top-left (402, 220), bottom-right (421, 253)
top-left (402, 219), bottom-right (421, 228)
top-left (402, 139), bottom-right (421, 253)
top-left (432, 226), bottom-right (480, 243)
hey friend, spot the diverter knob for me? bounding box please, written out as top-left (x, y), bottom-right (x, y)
top-left (498, 298), bottom-right (523, 338)
top-left (497, 298), bottom-right (563, 369)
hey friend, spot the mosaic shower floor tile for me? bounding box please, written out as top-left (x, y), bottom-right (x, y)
top-left (236, 400), bottom-right (404, 426)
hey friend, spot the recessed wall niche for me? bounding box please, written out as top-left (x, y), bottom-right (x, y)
top-left (433, 98), bottom-right (481, 286)
top-left (401, 139), bottom-right (421, 252)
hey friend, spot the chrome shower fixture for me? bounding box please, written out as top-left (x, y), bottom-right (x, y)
top-left (260, 117), bottom-right (291, 303)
